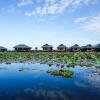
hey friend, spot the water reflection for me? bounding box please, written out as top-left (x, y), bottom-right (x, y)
top-left (0, 63), bottom-right (100, 100)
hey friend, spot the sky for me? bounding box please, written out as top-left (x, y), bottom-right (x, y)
top-left (0, 0), bottom-right (100, 50)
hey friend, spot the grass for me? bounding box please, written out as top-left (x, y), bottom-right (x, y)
top-left (0, 51), bottom-right (100, 66)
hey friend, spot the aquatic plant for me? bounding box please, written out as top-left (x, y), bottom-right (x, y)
top-left (47, 68), bottom-right (73, 78)
top-left (67, 60), bottom-right (76, 67)
top-left (0, 52), bottom-right (100, 66)
top-left (5, 62), bottom-right (11, 64)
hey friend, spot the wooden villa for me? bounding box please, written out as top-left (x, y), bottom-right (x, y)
top-left (81, 44), bottom-right (94, 52)
top-left (94, 44), bottom-right (100, 52)
top-left (42, 44), bottom-right (53, 51)
top-left (57, 44), bottom-right (68, 51)
top-left (0, 43), bottom-right (99, 52)
top-left (0, 46), bottom-right (7, 52)
top-left (70, 44), bottom-right (80, 52)
top-left (13, 44), bottom-right (32, 52)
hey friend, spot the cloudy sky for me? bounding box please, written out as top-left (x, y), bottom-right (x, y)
top-left (0, 0), bottom-right (100, 49)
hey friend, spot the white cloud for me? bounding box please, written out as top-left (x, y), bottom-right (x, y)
top-left (74, 14), bottom-right (100, 33)
top-left (74, 17), bottom-right (88, 24)
top-left (72, 0), bottom-right (96, 6)
top-left (17, 0), bottom-right (33, 7)
top-left (24, 0), bottom-right (97, 16)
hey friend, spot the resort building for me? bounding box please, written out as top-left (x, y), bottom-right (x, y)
top-left (81, 44), bottom-right (94, 52)
top-left (42, 44), bottom-right (53, 51)
top-left (57, 44), bottom-right (68, 51)
top-left (0, 46), bottom-right (7, 52)
top-left (94, 44), bottom-right (100, 52)
top-left (70, 44), bottom-right (80, 52)
top-left (13, 44), bottom-right (32, 52)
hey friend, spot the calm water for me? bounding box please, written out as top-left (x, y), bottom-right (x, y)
top-left (0, 63), bottom-right (100, 100)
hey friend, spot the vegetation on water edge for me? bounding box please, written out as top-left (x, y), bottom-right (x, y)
top-left (0, 52), bottom-right (100, 66)
top-left (47, 68), bottom-right (73, 78)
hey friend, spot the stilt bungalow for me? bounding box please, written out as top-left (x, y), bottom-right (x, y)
top-left (57, 44), bottom-right (68, 51)
top-left (13, 44), bottom-right (32, 52)
top-left (70, 44), bottom-right (80, 52)
top-left (42, 44), bottom-right (53, 51)
top-left (94, 44), bottom-right (100, 52)
top-left (0, 46), bottom-right (7, 52)
top-left (81, 44), bottom-right (94, 52)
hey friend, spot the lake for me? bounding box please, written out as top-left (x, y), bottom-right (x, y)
top-left (0, 63), bottom-right (100, 100)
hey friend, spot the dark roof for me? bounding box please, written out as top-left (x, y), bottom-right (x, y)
top-left (0, 46), bottom-right (7, 50)
top-left (86, 44), bottom-right (93, 48)
top-left (94, 44), bottom-right (100, 48)
top-left (81, 44), bottom-right (93, 49)
top-left (13, 44), bottom-right (31, 49)
top-left (71, 44), bottom-right (80, 48)
top-left (42, 44), bottom-right (53, 48)
top-left (57, 44), bottom-right (67, 48)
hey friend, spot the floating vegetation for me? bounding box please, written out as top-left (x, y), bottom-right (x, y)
top-left (47, 68), bottom-right (73, 78)
top-left (61, 64), bottom-right (64, 68)
top-left (56, 64), bottom-right (60, 67)
top-left (48, 63), bottom-right (53, 67)
top-left (5, 62), bottom-right (11, 64)
top-left (0, 52), bottom-right (100, 66)
top-left (94, 62), bottom-right (100, 68)
top-left (67, 60), bottom-right (75, 67)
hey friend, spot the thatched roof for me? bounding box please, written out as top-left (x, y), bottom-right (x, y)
top-left (0, 46), bottom-right (7, 50)
top-left (94, 44), bottom-right (100, 48)
top-left (71, 44), bottom-right (80, 48)
top-left (42, 44), bottom-right (53, 48)
top-left (57, 44), bottom-right (67, 48)
top-left (13, 44), bottom-right (31, 49)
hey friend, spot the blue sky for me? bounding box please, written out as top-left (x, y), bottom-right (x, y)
top-left (0, 0), bottom-right (100, 50)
